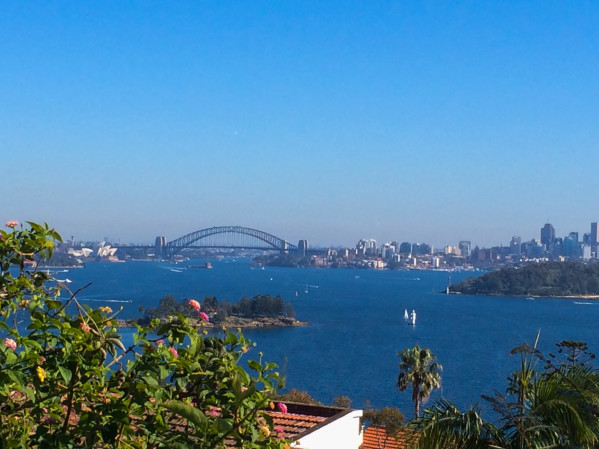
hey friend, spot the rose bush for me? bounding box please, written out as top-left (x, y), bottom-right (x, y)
top-left (0, 221), bottom-right (289, 448)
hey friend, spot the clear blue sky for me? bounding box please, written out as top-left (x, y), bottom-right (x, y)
top-left (2, 1), bottom-right (598, 248)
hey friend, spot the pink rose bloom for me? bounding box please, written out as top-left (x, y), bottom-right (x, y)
top-left (206, 405), bottom-right (222, 417)
top-left (168, 347), bottom-right (178, 358)
top-left (199, 312), bottom-right (209, 322)
top-left (275, 426), bottom-right (285, 439)
top-left (156, 339), bottom-right (165, 346)
top-left (277, 403), bottom-right (288, 414)
top-left (5, 220), bottom-right (18, 228)
top-left (188, 299), bottom-right (201, 311)
top-left (80, 322), bottom-right (91, 333)
top-left (4, 338), bottom-right (17, 350)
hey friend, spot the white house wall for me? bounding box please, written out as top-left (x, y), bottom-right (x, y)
top-left (292, 410), bottom-right (363, 449)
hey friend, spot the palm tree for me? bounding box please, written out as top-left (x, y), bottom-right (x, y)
top-left (406, 398), bottom-right (502, 449)
top-left (397, 345), bottom-right (443, 419)
top-left (411, 334), bottom-right (599, 449)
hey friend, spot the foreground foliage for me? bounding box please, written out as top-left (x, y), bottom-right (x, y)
top-left (0, 221), bottom-right (289, 448)
top-left (407, 334), bottom-right (599, 449)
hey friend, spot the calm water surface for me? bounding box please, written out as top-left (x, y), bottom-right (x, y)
top-left (57, 259), bottom-right (599, 415)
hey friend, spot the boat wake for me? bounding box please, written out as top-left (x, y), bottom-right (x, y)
top-left (574, 302), bottom-right (595, 305)
top-left (79, 298), bottom-right (133, 303)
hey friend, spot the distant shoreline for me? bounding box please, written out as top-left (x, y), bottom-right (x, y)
top-left (445, 291), bottom-right (599, 300)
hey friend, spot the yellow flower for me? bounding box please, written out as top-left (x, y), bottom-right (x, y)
top-left (259, 425), bottom-right (270, 437)
top-left (37, 366), bottom-right (47, 382)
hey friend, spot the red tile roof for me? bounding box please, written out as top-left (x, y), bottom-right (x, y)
top-left (269, 402), bottom-right (352, 441)
top-left (361, 425), bottom-right (416, 449)
top-left (223, 402), bottom-right (352, 448)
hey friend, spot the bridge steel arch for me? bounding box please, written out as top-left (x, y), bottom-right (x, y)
top-left (166, 226), bottom-right (297, 256)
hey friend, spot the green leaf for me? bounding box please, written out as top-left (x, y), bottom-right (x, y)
top-left (164, 400), bottom-right (209, 429)
top-left (58, 366), bottom-right (72, 384)
top-left (247, 360), bottom-right (261, 371)
top-left (143, 375), bottom-right (160, 388)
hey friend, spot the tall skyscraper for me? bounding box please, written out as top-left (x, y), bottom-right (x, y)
top-left (540, 223), bottom-right (555, 245)
top-left (591, 222), bottom-right (599, 245)
top-left (458, 241), bottom-right (471, 258)
top-left (298, 240), bottom-right (308, 257)
top-left (510, 236), bottom-right (522, 255)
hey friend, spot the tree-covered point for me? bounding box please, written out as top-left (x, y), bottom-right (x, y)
top-left (142, 294), bottom-right (296, 324)
top-left (449, 261), bottom-right (599, 297)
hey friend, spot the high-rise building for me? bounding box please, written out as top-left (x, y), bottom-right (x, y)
top-left (399, 242), bottom-right (412, 254)
top-left (540, 223), bottom-right (555, 245)
top-left (155, 236), bottom-right (167, 259)
top-left (510, 236), bottom-right (522, 255)
top-left (356, 239), bottom-right (377, 256)
top-left (298, 240), bottom-right (308, 257)
top-left (591, 222), bottom-right (599, 245)
top-left (458, 241), bottom-right (471, 258)
top-left (381, 244), bottom-right (395, 260)
top-left (562, 234), bottom-right (580, 258)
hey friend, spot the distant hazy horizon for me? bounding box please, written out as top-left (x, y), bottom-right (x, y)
top-left (2, 2), bottom-right (598, 249)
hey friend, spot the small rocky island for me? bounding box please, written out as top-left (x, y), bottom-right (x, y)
top-left (134, 294), bottom-right (308, 328)
top-left (448, 261), bottom-right (599, 298)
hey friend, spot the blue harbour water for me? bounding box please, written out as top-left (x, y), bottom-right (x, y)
top-left (57, 259), bottom-right (599, 415)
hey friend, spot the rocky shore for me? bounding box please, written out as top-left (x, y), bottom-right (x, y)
top-left (212, 316), bottom-right (309, 329)
top-left (120, 316), bottom-right (309, 329)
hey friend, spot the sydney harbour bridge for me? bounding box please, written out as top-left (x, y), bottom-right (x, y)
top-left (146, 226), bottom-right (307, 259)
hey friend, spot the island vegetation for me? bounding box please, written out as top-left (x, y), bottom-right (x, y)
top-left (448, 261), bottom-right (599, 297)
top-left (137, 293), bottom-right (307, 328)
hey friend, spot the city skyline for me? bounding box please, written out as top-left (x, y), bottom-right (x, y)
top-left (2, 2), bottom-right (598, 248)
top-left (51, 220), bottom-right (599, 255)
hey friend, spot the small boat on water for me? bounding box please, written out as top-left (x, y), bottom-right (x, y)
top-left (404, 309), bottom-right (416, 325)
